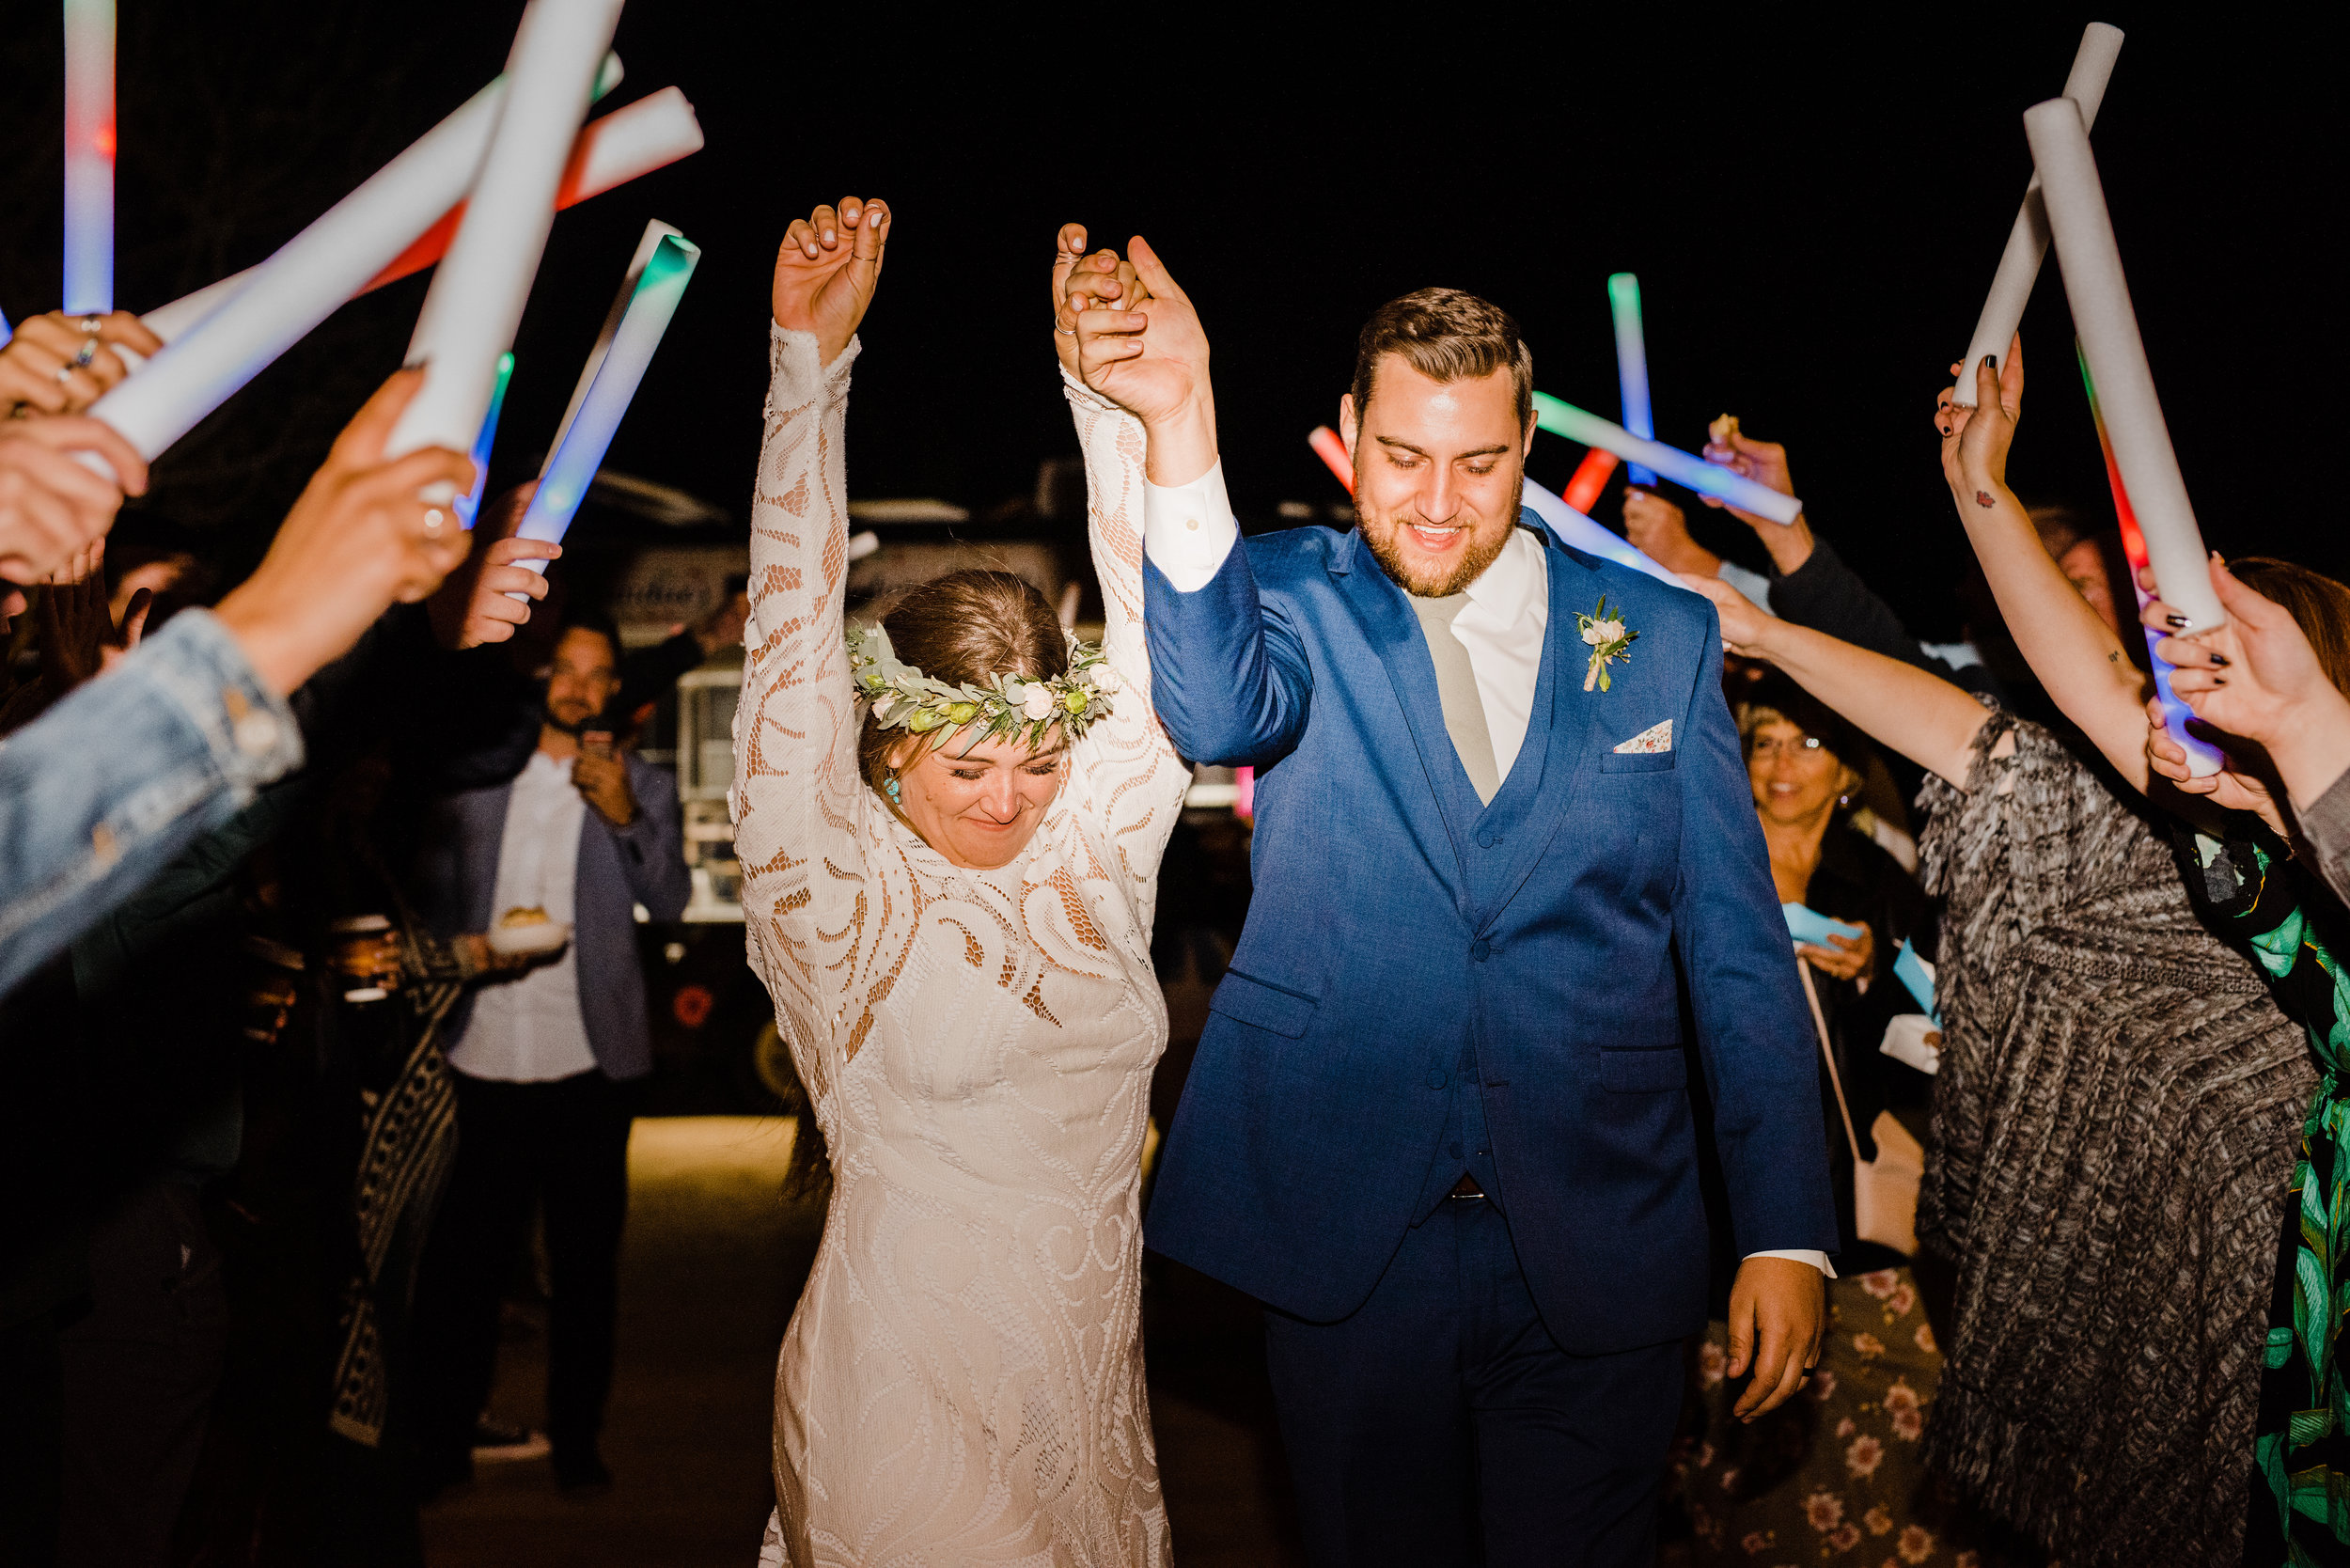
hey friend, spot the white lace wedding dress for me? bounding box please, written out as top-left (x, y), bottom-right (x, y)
top-left (735, 326), bottom-right (1188, 1567)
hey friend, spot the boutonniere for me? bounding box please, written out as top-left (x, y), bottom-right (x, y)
top-left (1577, 596), bottom-right (1638, 692)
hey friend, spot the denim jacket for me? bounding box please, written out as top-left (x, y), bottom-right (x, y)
top-left (0, 610), bottom-right (303, 996)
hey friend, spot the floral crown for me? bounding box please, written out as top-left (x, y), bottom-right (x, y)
top-left (846, 622), bottom-right (1120, 751)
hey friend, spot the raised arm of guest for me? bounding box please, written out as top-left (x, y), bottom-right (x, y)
top-left (0, 369), bottom-right (474, 996)
top-left (1695, 422), bottom-right (1997, 695)
top-left (1935, 344), bottom-right (2153, 787)
top-left (729, 196), bottom-right (886, 1028)
top-left (1682, 573), bottom-right (1991, 791)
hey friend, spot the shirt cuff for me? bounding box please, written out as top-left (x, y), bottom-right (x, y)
top-left (1143, 460), bottom-right (1239, 594)
top-left (1746, 1248), bottom-right (1837, 1279)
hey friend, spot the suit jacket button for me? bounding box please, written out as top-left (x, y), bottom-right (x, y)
top-left (1471, 939), bottom-right (1491, 962)
top-left (1426, 1069), bottom-right (1448, 1090)
top-left (1476, 831), bottom-right (1499, 849)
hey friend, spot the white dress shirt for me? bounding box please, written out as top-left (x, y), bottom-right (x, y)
top-left (1143, 462), bottom-right (1833, 1278)
top-left (447, 748), bottom-right (599, 1083)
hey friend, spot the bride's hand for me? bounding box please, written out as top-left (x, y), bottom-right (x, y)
top-left (772, 196), bottom-right (890, 367)
top-left (1049, 225), bottom-right (1150, 382)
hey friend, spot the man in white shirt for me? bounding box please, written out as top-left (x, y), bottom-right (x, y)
top-left (1062, 240), bottom-right (1836, 1567)
top-left (411, 612), bottom-right (689, 1496)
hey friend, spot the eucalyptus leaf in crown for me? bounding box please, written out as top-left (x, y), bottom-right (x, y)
top-left (847, 622), bottom-right (1120, 750)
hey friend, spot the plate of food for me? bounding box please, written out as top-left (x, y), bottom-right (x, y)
top-left (486, 905), bottom-right (572, 956)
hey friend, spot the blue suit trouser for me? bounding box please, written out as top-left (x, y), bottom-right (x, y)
top-left (1262, 1195), bottom-right (1682, 1568)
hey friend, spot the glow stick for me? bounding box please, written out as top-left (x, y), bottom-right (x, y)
top-left (0, 308), bottom-right (11, 348)
top-left (1531, 392), bottom-right (1802, 525)
top-left (2025, 97), bottom-right (2219, 635)
top-left (388, 0), bottom-right (625, 495)
top-left (131, 63), bottom-right (671, 349)
top-left (453, 352), bottom-right (514, 529)
top-left (2079, 343), bottom-right (2224, 777)
top-left (549, 220), bottom-right (679, 460)
top-left (507, 230), bottom-right (699, 594)
top-left (1234, 765), bottom-right (1255, 822)
top-left (62, 0), bottom-right (114, 315)
top-left (1308, 425), bottom-right (1352, 492)
top-left (1951, 23), bottom-right (2123, 406)
top-left (1607, 274), bottom-right (1654, 486)
top-left (1562, 447), bottom-right (1617, 512)
top-left (1520, 478), bottom-right (1684, 590)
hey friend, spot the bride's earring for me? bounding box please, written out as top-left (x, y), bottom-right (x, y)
top-left (884, 773), bottom-right (902, 805)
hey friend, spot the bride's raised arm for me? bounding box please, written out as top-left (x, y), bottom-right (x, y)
top-left (732, 198), bottom-right (888, 1021)
top-left (1050, 228), bottom-right (1187, 886)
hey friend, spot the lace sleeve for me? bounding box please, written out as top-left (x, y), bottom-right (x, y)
top-left (732, 324), bottom-right (867, 1027)
top-left (1060, 372), bottom-right (1188, 895)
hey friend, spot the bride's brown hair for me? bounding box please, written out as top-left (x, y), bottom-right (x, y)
top-left (856, 569), bottom-right (1068, 796)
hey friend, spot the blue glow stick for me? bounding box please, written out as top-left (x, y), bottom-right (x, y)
top-left (454, 353), bottom-right (514, 530)
top-left (509, 228), bottom-right (698, 593)
top-left (1607, 274), bottom-right (1655, 488)
top-left (0, 306), bottom-right (12, 348)
top-left (1518, 478), bottom-right (1686, 591)
top-left (63, 0), bottom-right (114, 315)
top-left (1532, 392), bottom-right (1803, 525)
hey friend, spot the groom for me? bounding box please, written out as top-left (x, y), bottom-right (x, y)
top-left (1064, 244), bottom-right (1836, 1566)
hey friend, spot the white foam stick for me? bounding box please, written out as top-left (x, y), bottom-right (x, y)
top-left (83, 75), bottom-right (509, 467)
top-left (506, 230), bottom-right (699, 597)
top-left (1951, 22), bottom-right (2124, 405)
top-left (62, 0), bottom-right (114, 315)
top-left (386, 0), bottom-right (624, 494)
top-left (133, 77), bottom-right (689, 353)
top-left (545, 219), bottom-right (680, 460)
top-left (1532, 393), bottom-right (1803, 525)
top-left (2024, 96), bottom-right (2222, 633)
top-left (1518, 478), bottom-right (1686, 590)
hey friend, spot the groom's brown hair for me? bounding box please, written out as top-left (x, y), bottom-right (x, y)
top-left (1350, 288), bottom-right (1534, 430)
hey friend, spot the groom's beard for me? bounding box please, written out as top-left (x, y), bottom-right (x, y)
top-left (1355, 474), bottom-right (1523, 599)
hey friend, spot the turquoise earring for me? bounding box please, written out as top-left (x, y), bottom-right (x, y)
top-left (884, 774), bottom-right (902, 805)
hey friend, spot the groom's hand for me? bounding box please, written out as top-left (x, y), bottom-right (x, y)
top-left (1061, 230), bottom-right (1217, 485)
top-left (1726, 1255), bottom-right (1826, 1421)
top-left (773, 196), bottom-right (890, 367)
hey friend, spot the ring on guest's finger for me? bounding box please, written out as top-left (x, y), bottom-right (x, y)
top-left (79, 315), bottom-right (102, 336)
top-left (54, 365), bottom-right (75, 384)
top-left (72, 339), bottom-right (98, 368)
top-left (423, 509), bottom-right (445, 537)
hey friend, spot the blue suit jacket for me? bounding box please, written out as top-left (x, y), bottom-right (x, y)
top-left (417, 752), bottom-right (691, 1083)
top-left (1143, 516), bottom-right (1837, 1352)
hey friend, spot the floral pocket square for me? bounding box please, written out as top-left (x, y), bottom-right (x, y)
top-left (1613, 720), bottom-right (1673, 755)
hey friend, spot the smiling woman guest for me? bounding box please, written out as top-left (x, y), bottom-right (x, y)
top-left (731, 203), bottom-right (1190, 1567)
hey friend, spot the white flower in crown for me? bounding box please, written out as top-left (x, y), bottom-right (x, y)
top-left (1093, 664), bottom-right (1122, 695)
top-left (1022, 684), bottom-right (1057, 721)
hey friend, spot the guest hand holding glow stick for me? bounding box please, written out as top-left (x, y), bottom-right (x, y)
top-left (2140, 558), bottom-right (2350, 816)
top-left (62, 0), bottom-right (114, 317)
top-left (1607, 274), bottom-right (1655, 487)
top-left (387, 0), bottom-right (625, 494)
top-left (507, 229), bottom-right (699, 598)
top-left (1700, 418), bottom-right (1819, 576)
top-left (1950, 22), bottom-right (2123, 405)
top-left (1531, 392), bottom-right (1802, 525)
top-left (0, 416), bottom-right (147, 583)
top-left (428, 483), bottom-right (559, 650)
top-left (0, 310), bottom-right (158, 416)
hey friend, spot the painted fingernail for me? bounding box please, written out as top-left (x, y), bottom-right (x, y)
top-left (2213, 676), bottom-right (2227, 686)
top-left (2166, 614), bottom-right (2191, 628)
top-left (2209, 652), bottom-right (2232, 667)
top-left (1982, 354), bottom-right (1997, 369)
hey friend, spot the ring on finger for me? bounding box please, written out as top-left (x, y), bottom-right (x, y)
top-left (54, 365), bottom-right (76, 384)
top-left (79, 315), bottom-right (102, 336)
top-left (73, 339), bottom-right (98, 368)
top-left (423, 509), bottom-right (445, 537)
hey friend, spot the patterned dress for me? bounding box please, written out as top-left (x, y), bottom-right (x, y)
top-left (2193, 833), bottom-right (2350, 1565)
top-left (733, 327), bottom-right (1190, 1567)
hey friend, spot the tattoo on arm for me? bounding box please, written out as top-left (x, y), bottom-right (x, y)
top-left (1975, 491), bottom-right (1996, 509)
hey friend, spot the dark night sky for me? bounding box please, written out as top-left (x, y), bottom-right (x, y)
top-left (1, 6), bottom-right (2340, 643)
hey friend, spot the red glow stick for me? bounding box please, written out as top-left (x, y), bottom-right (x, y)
top-left (1562, 447), bottom-right (1618, 512)
top-left (1234, 765), bottom-right (1255, 822)
top-left (1308, 426), bottom-right (1353, 494)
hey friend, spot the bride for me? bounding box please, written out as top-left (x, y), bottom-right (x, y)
top-left (735, 196), bottom-right (1191, 1565)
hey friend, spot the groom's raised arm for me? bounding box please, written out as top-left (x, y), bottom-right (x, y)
top-left (1065, 233), bottom-right (1311, 765)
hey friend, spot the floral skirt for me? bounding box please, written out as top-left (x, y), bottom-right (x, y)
top-left (1670, 1267), bottom-right (2011, 1567)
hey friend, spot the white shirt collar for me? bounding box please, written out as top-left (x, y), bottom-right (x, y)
top-left (1459, 524), bottom-right (1546, 627)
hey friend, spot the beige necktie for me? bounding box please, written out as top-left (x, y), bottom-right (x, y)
top-left (1408, 592), bottom-right (1501, 806)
